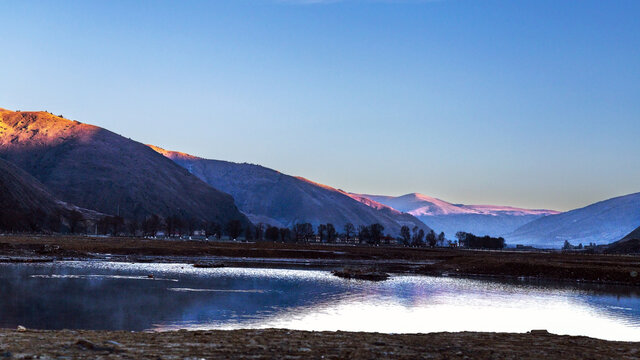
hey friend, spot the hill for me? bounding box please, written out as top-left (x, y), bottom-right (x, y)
top-left (601, 226), bottom-right (640, 254)
top-left (149, 145), bottom-right (430, 236)
top-left (358, 193), bottom-right (558, 239)
top-left (0, 157), bottom-right (100, 231)
top-left (0, 108), bottom-right (249, 227)
top-left (507, 192), bottom-right (640, 248)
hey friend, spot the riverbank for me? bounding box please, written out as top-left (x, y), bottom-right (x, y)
top-left (0, 328), bottom-right (638, 359)
top-left (1, 235), bottom-right (639, 286)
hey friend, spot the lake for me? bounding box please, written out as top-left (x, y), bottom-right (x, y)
top-left (0, 261), bottom-right (639, 341)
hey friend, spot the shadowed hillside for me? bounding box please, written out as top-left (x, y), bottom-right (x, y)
top-left (603, 226), bottom-right (640, 254)
top-left (0, 109), bottom-right (249, 227)
top-left (149, 145), bottom-right (430, 236)
top-left (0, 157), bottom-right (99, 231)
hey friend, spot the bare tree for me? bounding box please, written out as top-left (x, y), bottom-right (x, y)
top-left (369, 223), bottom-right (384, 245)
top-left (112, 216), bottom-right (125, 236)
top-left (411, 226), bottom-right (425, 247)
top-left (254, 223), bottom-right (264, 241)
top-left (357, 225), bottom-right (369, 244)
top-left (205, 222), bottom-right (222, 239)
top-left (426, 229), bottom-right (437, 247)
top-left (244, 226), bottom-right (254, 241)
top-left (265, 226), bottom-right (279, 241)
top-left (225, 220), bottom-right (243, 240)
top-left (400, 225), bottom-right (411, 246)
top-left (326, 223), bottom-right (337, 243)
top-left (127, 218), bottom-right (140, 236)
top-left (279, 227), bottom-right (291, 243)
top-left (292, 223), bottom-right (314, 243)
top-left (68, 210), bottom-right (84, 234)
top-left (302, 223), bottom-right (315, 242)
top-left (292, 223), bottom-right (304, 243)
top-left (143, 214), bottom-right (162, 237)
top-left (317, 224), bottom-right (327, 242)
top-left (343, 223), bottom-right (355, 242)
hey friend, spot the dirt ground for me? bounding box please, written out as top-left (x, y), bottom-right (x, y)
top-left (1, 235), bottom-right (639, 285)
top-left (0, 328), bottom-right (638, 360)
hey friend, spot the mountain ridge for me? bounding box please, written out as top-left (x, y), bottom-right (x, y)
top-left (356, 192), bottom-right (559, 239)
top-left (507, 192), bottom-right (640, 247)
top-left (0, 108), bottom-right (250, 226)
top-left (360, 193), bottom-right (559, 217)
top-left (150, 145), bottom-right (431, 235)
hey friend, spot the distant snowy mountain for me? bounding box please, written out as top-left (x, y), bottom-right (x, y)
top-left (150, 145), bottom-right (430, 236)
top-left (356, 193), bottom-right (559, 239)
top-left (507, 192), bottom-right (640, 248)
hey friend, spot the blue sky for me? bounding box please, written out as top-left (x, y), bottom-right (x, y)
top-left (1, 0), bottom-right (638, 211)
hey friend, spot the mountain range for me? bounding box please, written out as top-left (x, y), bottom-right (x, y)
top-left (506, 192), bottom-right (640, 247)
top-left (0, 108), bottom-right (249, 227)
top-left (356, 193), bottom-right (559, 238)
top-left (149, 145), bottom-right (430, 235)
top-left (1, 107), bottom-right (638, 248)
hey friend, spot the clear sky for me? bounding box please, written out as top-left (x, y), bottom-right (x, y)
top-left (1, 0), bottom-right (638, 211)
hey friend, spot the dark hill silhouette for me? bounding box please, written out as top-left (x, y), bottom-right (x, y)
top-left (0, 157), bottom-right (100, 231)
top-left (603, 226), bottom-right (640, 254)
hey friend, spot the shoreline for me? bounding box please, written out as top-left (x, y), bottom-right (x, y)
top-left (1, 235), bottom-right (639, 286)
top-left (1, 236), bottom-right (639, 358)
top-left (1, 328), bottom-right (638, 359)
top-left (3, 254), bottom-right (639, 291)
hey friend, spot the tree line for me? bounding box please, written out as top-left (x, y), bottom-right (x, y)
top-left (455, 231), bottom-right (506, 249)
top-left (1, 210), bottom-right (509, 250)
top-left (0, 208), bottom-right (65, 233)
top-left (246, 222), bottom-right (392, 245)
top-left (34, 212), bottom-right (425, 246)
top-left (399, 226), bottom-right (446, 247)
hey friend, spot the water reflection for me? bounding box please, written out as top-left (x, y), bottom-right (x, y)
top-left (0, 261), bottom-right (638, 341)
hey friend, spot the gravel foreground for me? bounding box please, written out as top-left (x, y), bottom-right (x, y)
top-left (0, 329), bottom-right (638, 359)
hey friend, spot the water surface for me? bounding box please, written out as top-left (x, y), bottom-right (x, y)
top-left (0, 261), bottom-right (639, 341)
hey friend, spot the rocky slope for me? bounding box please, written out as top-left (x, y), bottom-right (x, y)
top-left (358, 193), bottom-right (558, 239)
top-left (507, 192), bottom-right (640, 248)
top-left (0, 108), bottom-right (249, 226)
top-left (150, 145), bottom-right (430, 236)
